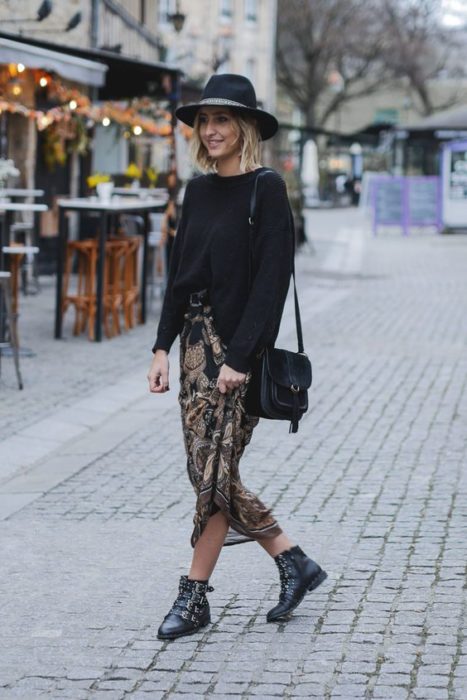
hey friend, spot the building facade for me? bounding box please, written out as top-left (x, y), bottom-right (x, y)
top-left (0, 0), bottom-right (161, 60)
top-left (156, 0), bottom-right (278, 113)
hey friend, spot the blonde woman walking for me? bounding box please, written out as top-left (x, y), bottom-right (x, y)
top-left (148, 74), bottom-right (326, 640)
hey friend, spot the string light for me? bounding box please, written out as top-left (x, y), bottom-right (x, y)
top-left (69, 100), bottom-right (77, 110)
top-left (133, 125), bottom-right (142, 135)
top-left (102, 117), bottom-right (110, 127)
top-left (39, 76), bottom-right (48, 87)
top-left (17, 63), bottom-right (25, 73)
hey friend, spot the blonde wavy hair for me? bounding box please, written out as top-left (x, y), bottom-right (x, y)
top-left (190, 109), bottom-right (262, 173)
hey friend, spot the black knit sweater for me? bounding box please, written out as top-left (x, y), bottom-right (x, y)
top-left (152, 167), bottom-right (293, 373)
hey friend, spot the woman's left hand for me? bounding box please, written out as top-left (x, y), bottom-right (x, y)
top-left (217, 364), bottom-right (247, 394)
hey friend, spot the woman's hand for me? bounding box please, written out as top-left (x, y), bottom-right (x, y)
top-left (217, 364), bottom-right (247, 394)
top-left (148, 350), bottom-right (170, 393)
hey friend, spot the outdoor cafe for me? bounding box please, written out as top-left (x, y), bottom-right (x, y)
top-left (0, 31), bottom-right (184, 388)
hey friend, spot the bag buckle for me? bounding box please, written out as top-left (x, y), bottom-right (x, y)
top-left (189, 290), bottom-right (207, 307)
top-left (290, 384), bottom-right (300, 393)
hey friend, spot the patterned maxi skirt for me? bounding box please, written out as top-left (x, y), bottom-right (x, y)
top-left (179, 297), bottom-right (282, 548)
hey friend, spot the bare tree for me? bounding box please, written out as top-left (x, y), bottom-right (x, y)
top-left (277, 0), bottom-right (392, 128)
top-left (277, 0), bottom-right (464, 128)
top-left (380, 0), bottom-right (463, 116)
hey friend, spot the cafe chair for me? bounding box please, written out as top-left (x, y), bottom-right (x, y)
top-left (0, 271), bottom-right (23, 390)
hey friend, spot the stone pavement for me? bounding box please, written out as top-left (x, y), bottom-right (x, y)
top-left (0, 209), bottom-right (466, 699)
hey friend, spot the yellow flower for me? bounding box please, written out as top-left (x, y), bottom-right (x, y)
top-left (146, 166), bottom-right (158, 185)
top-left (87, 173), bottom-right (111, 188)
top-left (125, 162), bottom-right (142, 180)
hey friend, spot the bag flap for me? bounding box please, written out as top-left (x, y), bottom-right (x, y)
top-left (264, 348), bottom-right (312, 389)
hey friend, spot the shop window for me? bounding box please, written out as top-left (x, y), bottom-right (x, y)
top-left (220, 0), bottom-right (233, 22)
top-left (158, 0), bottom-right (176, 25)
top-left (245, 0), bottom-right (257, 23)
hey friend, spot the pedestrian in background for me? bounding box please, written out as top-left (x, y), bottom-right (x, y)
top-left (147, 74), bottom-right (327, 640)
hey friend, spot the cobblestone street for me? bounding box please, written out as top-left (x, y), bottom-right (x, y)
top-left (0, 210), bottom-right (466, 699)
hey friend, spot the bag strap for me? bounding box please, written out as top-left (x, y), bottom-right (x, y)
top-left (248, 169), bottom-right (305, 354)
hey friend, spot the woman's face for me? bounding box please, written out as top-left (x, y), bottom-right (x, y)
top-left (198, 107), bottom-right (240, 162)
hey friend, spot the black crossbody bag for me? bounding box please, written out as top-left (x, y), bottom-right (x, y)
top-left (245, 170), bottom-right (312, 433)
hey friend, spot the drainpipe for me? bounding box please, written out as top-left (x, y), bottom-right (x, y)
top-left (90, 0), bottom-right (100, 49)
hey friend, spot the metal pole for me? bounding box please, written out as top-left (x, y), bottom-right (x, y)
top-left (90, 0), bottom-right (100, 49)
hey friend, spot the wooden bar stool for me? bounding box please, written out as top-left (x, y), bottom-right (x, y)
top-left (0, 271), bottom-right (23, 390)
top-left (103, 239), bottom-right (127, 338)
top-left (2, 245), bottom-right (40, 316)
top-left (62, 239), bottom-right (98, 340)
top-left (121, 236), bottom-right (141, 330)
top-left (62, 238), bottom-right (130, 340)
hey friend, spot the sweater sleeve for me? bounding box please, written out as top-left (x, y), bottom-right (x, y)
top-left (224, 172), bottom-right (293, 373)
top-left (151, 185), bottom-right (190, 354)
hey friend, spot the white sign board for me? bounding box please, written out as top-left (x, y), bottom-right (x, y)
top-left (441, 140), bottom-right (467, 228)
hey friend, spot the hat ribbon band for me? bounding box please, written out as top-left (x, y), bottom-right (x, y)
top-left (198, 98), bottom-right (253, 109)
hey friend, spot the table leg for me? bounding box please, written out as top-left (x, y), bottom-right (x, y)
top-left (54, 207), bottom-right (67, 339)
top-left (32, 210), bottom-right (40, 291)
top-left (141, 211), bottom-right (149, 324)
top-left (0, 211), bottom-right (13, 345)
top-left (95, 212), bottom-right (107, 342)
top-left (0, 210), bottom-right (12, 270)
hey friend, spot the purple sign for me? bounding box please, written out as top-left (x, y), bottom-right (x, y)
top-left (372, 176), bottom-right (441, 235)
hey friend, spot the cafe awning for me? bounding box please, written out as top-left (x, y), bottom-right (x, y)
top-left (404, 104), bottom-right (467, 131)
top-left (0, 31), bottom-right (180, 100)
top-left (0, 36), bottom-right (107, 87)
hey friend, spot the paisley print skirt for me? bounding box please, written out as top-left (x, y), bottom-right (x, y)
top-left (179, 299), bottom-right (282, 548)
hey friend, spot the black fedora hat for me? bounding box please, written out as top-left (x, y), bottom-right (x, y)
top-left (175, 73), bottom-right (279, 141)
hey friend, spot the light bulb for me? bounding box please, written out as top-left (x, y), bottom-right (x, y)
top-left (39, 77), bottom-right (48, 87)
top-left (17, 63), bottom-right (25, 73)
top-left (69, 100), bottom-right (77, 110)
top-left (102, 117), bottom-right (111, 127)
top-left (133, 125), bottom-right (143, 135)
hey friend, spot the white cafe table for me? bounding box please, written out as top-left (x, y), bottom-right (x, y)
top-left (113, 186), bottom-right (168, 200)
top-left (0, 202), bottom-right (48, 270)
top-left (0, 188), bottom-right (45, 199)
top-left (55, 196), bottom-right (166, 342)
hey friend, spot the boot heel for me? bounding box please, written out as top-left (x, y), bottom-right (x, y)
top-left (308, 569), bottom-right (328, 591)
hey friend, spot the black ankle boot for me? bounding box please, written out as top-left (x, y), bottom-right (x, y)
top-left (157, 576), bottom-right (214, 640)
top-left (267, 545), bottom-right (327, 622)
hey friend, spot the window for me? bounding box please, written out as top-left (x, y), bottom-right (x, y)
top-left (158, 0), bottom-right (176, 25)
top-left (219, 0), bottom-right (233, 22)
top-left (245, 0), bottom-right (257, 23)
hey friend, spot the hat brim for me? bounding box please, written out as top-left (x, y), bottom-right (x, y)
top-left (175, 100), bottom-right (279, 141)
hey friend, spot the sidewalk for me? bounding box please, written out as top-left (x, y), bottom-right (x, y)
top-left (1, 209), bottom-right (466, 699)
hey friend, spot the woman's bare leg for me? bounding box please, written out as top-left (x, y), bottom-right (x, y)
top-left (258, 532), bottom-right (295, 558)
top-left (189, 510), bottom-right (230, 580)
